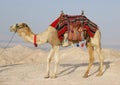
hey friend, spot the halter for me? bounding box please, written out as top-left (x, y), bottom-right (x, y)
top-left (15, 24), bottom-right (22, 33)
top-left (34, 35), bottom-right (38, 47)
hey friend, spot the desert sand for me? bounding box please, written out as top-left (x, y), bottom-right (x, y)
top-left (0, 45), bottom-right (120, 85)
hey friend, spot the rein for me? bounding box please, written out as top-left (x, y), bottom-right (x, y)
top-left (0, 32), bottom-right (16, 55)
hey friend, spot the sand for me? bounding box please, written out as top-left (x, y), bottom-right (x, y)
top-left (0, 45), bottom-right (120, 85)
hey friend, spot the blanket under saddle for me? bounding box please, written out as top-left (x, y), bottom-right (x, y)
top-left (50, 14), bottom-right (98, 41)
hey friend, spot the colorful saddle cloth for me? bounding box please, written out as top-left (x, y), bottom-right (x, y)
top-left (50, 14), bottom-right (98, 41)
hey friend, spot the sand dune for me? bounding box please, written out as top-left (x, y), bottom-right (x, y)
top-left (0, 45), bottom-right (120, 85)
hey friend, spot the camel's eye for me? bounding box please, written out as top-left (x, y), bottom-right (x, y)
top-left (19, 25), bottom-right (23, 28)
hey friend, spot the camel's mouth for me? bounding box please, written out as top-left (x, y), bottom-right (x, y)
top-left (10, 25), bottom-right (17, 32)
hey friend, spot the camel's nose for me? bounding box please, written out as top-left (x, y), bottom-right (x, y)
top-left (10, 25), bottom-right (15, 32)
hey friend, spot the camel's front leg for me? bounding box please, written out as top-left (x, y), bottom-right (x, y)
top-left (44, 47), bottom-right (55, 78)
top-left (51, 46), bottom-right (60, 78)
top-left (83, 42), bottom-right (94, 78)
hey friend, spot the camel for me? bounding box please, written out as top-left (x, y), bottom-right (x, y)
top-left (10, 12), bottom-right (103, 78)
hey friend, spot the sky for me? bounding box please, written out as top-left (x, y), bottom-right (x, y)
top-left (0, 0), bottom-right (120, 48)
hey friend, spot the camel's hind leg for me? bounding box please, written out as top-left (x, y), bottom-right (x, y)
top-left (83, 42), bottom-right (94, 78)
top-left (96, 46), bottom-right (104, 76)
top-left (44, 47), bottom-right (55, 78)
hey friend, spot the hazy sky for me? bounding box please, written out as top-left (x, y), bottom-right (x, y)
top-left (0, 0), bottom-right (120, 48)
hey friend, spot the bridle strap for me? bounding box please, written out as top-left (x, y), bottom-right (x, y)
top-left (15, 24), bottom-right (22, 33)
top-left (15, 24), bottom-right (19, 33)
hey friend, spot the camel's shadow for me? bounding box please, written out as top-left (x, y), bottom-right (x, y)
top-left (0, 64), bottom-right (21, 73)
top-left (59, 61), bottom-right (111, 77)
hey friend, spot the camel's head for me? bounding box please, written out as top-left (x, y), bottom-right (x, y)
top-left (10, 23), bottom-right (29, 33)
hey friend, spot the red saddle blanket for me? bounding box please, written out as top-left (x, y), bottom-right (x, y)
top-left (50, 14), bottom-right (98, 41)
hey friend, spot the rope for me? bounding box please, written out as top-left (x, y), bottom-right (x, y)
top-left (0, 32), bottom-right (16, 55)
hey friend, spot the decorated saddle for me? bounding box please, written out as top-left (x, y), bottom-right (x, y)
top-left (50, 11), bottom-right (98, 42)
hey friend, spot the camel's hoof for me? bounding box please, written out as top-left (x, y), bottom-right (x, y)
top-left (96, 73), bottom-right (103, 77)
top-left (83, 74), bottom-right (89, 78)
top-left (50, 73), bottom-right (57, 79)
top-left (44, 74), bottom-right (49, 79)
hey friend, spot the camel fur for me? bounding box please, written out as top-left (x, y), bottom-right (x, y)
top-left (10, 14), bottom-right (104, 78)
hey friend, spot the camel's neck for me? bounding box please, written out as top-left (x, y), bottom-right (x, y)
top-left (17, 29), bottom-right (48, 45)
top-left (17, 30), bottom-right (35, 43)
